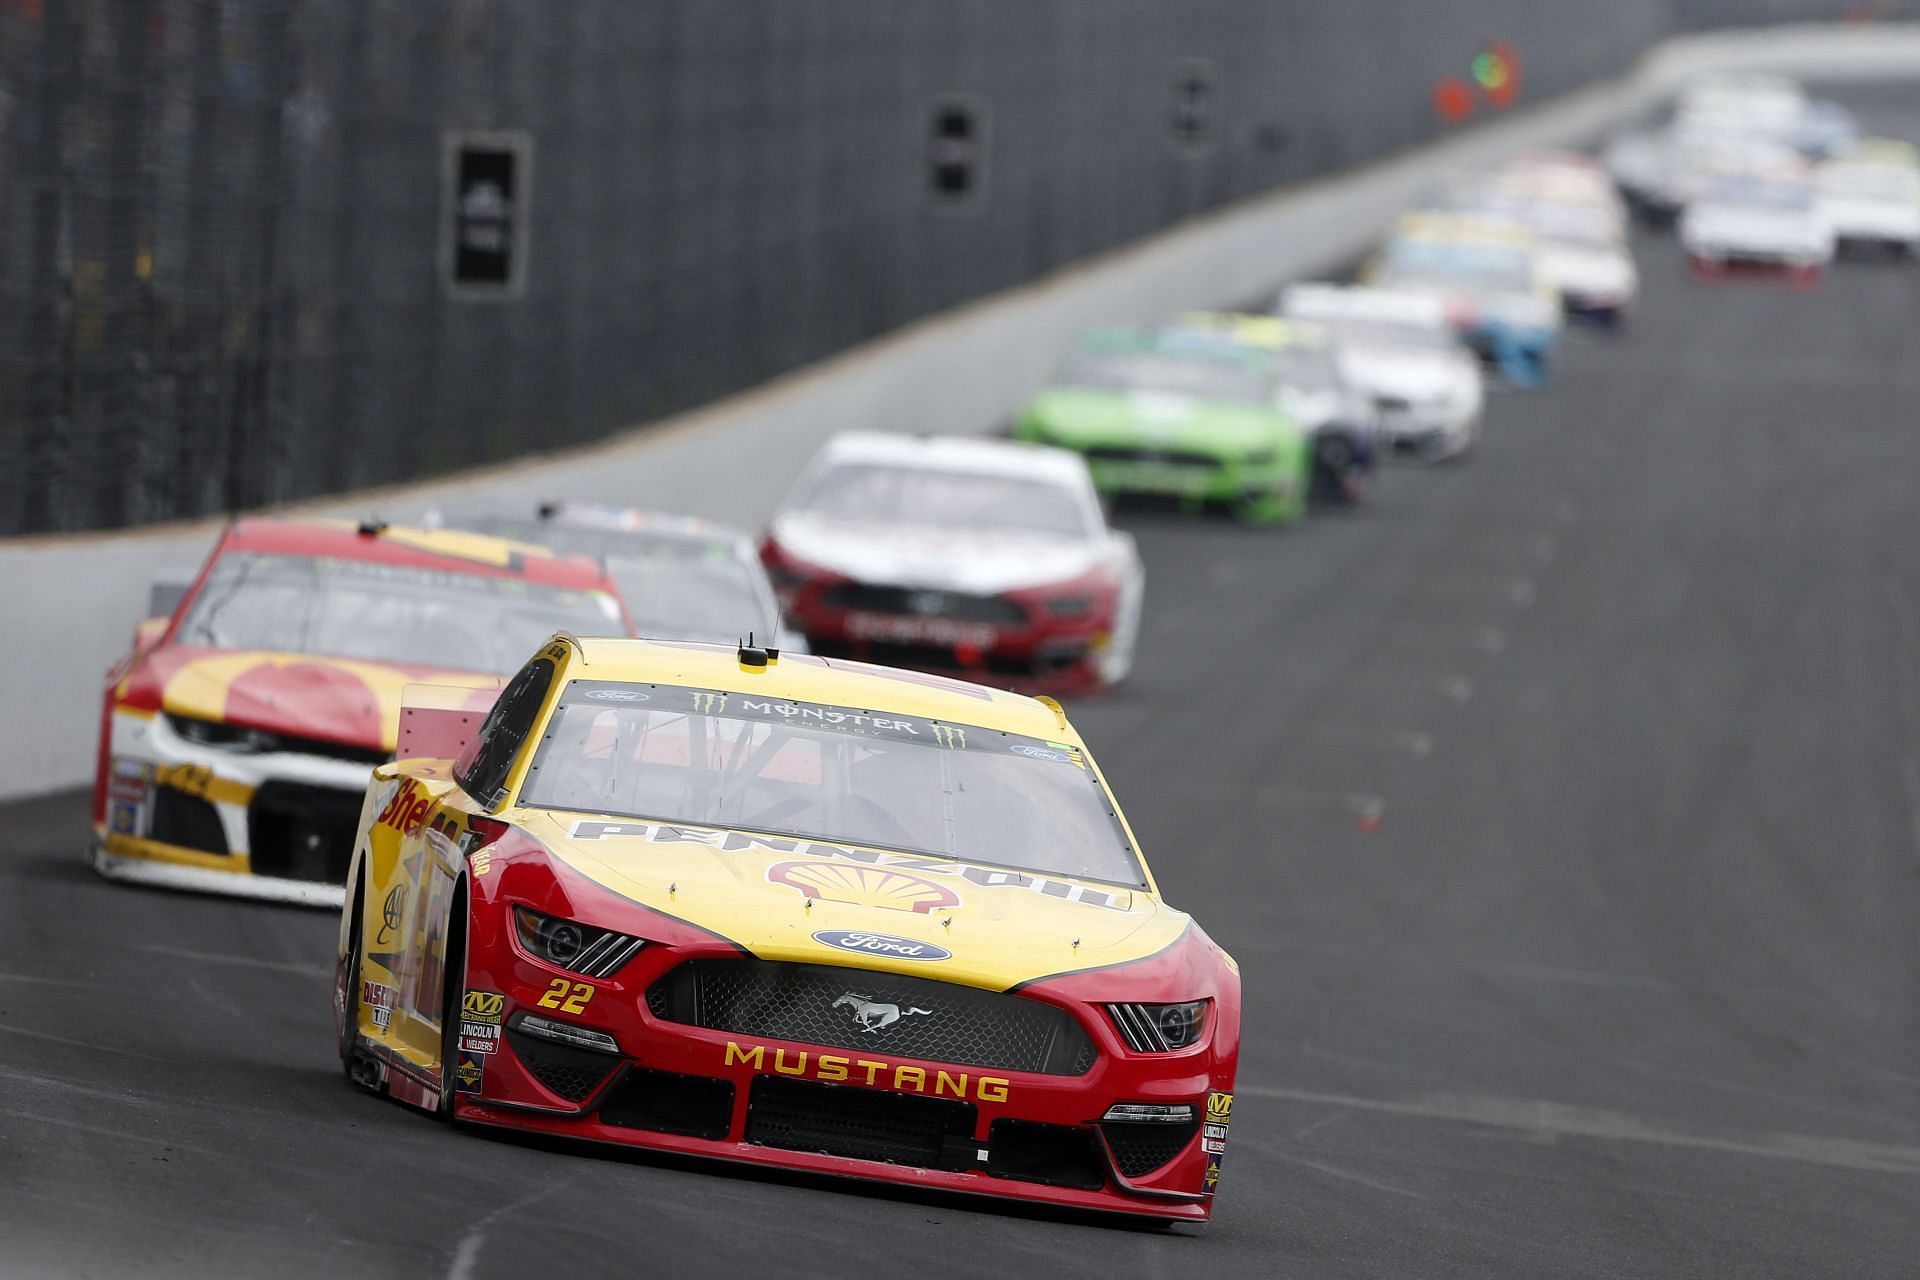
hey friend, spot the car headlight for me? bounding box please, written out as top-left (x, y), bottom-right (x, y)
top-left (1107, 1000), bottom-right (1210, 1052)
top-left (166, 713), bottom-right (279, 752)
top-left (513, 906), bottom-right (646, 979)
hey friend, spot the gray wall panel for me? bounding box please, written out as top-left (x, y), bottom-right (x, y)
top-left (0, 0), bottom-right (1891, 533)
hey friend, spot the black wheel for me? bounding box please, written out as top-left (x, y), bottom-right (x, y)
top-left (1313, 436), bottom-right (1365, 506)
top-left (335, 874), bottom-right (364, 1074)
top-left (436, 893), bottom-right (469, 1117)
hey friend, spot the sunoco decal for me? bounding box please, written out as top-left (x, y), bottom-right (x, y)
top-left (812, 929), bottom-right (952, 962)
top-left (568, 819), bottom-right (1129, 911)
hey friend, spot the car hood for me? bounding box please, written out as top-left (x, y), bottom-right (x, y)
top-left (1683, 205), bottom-right (1827, 247)
top-left (772, 515), bottom-right (1106, 595)
top-left (1340, 347), bottom-right (1477, 403)
top-left (528, 812), bottom-right (1192, 991)
top-left (138, 646), bottom-right (497, 751)
top-left (1024, 387), bottom-right (1300, 451)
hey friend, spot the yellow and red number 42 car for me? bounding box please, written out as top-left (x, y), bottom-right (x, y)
top-left (336, 633), bottom-right (1241, 1220)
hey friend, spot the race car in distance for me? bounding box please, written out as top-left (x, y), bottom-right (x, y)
top-left (1679, 168), bottom-right (1834, 285)
top-left (1170, 312), bottom-right (1379, 504)
top-left (1280, 284), bottom-right (1484, 461)
top-left (335, 634), bottom-right (1241, 1221)
top-left (762, 433), bottom-right (1143, 692)
top-left (1815, 142), bottom-right (1920, 257)
top-left (91, 518), bottom-right (632, 904)
top-left (1014, 327), bottom-right (1312, 524)
top-left (1362, 212), bottom-right (1563, 388)
top-left (1452, 159), bottom-right (1639, 327)
top-left (452, 503), bottom-right (795, 648)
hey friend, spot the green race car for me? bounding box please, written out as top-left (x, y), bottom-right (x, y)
top-left (1015, 329), bottom-right (1312, 524)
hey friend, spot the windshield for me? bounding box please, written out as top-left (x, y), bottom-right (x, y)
top-left (522, 683), bottom-right (1145, 887)
top-left (1703, 174), bottom-right (1812, 210)
top-left (1266, 345), bottom-right (1342, 392)
top-left (1819, 165), bottom-right (1918, 200)
top-left (457, 517), bottom-right (775, 643)
top-left (607, 555), bottom-right (775, 643)
top-left (1377, 240), bottom-right (1534, 294)
top-left (798, 462), bottom-right (1090, 539)
top-left (1061, 349), bottom-right (1272, 405)
top-left (1315, 316), bottom-right (1460, 354)
top-left (175, 553), bottom-right (626, 674)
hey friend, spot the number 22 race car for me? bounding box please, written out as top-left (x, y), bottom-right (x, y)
top-left (336, 633), bottom-right (1240, 1220)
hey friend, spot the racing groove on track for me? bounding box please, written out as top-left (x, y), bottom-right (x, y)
top-left (4, 83), bottom-right (1920, 1280)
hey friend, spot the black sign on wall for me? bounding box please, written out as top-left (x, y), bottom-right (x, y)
top-left (442, 131), bottom-right (532, 297)
top-left (1170, 58), bottom-right (1218, 156)
top-left (928, 97), bottom-right (989, 209)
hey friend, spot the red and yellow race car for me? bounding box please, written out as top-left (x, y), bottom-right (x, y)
top-left (91, 518), bottom-right (632, 905)
top-left (336, 633), bottom-right (1240, 1220)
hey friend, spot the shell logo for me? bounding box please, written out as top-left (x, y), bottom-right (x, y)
top-left (766, 861), bottom-right (961, 915)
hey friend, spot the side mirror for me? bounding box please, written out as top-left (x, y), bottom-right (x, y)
top-left (132, 616), bottom-right (169, 656)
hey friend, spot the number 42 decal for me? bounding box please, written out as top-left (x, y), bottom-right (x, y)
top-left (536, 978), bottom-right (593, 1014)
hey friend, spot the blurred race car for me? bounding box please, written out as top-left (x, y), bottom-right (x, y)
top-left (1816, 143), bottom-right (1920, 257)
top-left (1454, 159), bottom-right (1639, 327)
top-left (454, 504), bottom-right (796, 649)
top-left (91, 519), bottom-right (632, 904)
top-left (1680, 168), bottom-right (1834, 285)
top-left (1280, 284), bottom-right (1484, 460)
top-left (1170, 312), bottom-right (1379, 504)
top-left (1014, 327), bottom-right (1311, 523)
top-left (335, 634), bottom-right (1241, 1221)
top-left (763, 433), bottom-right (1144, 692)
top-left (1676, 74), bottom-right (1859, 161)
top-left (1362, 212), bottom-right (1563, 387)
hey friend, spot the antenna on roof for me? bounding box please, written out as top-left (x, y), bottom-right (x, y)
top-left (737, 631), bottom-right (779, 670)
top-left (536, 501), bottom-right (560, 520)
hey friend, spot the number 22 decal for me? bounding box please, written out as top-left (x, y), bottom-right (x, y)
top-left (537, 978), bottom-right (593, 1014)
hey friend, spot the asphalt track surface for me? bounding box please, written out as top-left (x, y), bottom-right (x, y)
top-left (5, 83), bottom-right (1920, 1280)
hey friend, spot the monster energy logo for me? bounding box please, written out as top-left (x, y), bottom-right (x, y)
top-left (691, 692), bottom-right (728, 714)
top-left (930, 724), bottom-right (967, 750)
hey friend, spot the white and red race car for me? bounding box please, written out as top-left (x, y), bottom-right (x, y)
top-left (762, 433), bottom-right (1144, 694)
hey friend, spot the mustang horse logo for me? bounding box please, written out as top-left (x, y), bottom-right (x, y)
top-left (834, 993), bottom-right (932, 1033)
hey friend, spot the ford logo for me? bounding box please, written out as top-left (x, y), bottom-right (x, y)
top-left (582, 688), bottom-right (649, 702)
top-left (812, 929), bottom-right (952, 962)
top-left (1011, 744), bottom-right (1067, 762)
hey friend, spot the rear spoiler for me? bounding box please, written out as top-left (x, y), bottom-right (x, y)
top-left (396, 682), bottom-right (505, 763)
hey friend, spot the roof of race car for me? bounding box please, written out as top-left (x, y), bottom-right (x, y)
top-left (1174, 312), bottom-right (1331, 351)
top-left (560, 634), bottom-right (1074, 739)
top-left (536, 502), bottom-right (753, 548)
top-left (1281, 283), bottom-right (1451, 328)
top-left (1392, 210), bottom-right (1537, 248)
top-left (221, 518), bottom-right (616, 589)
top-left (815, 431), bottom-right (1091, 488)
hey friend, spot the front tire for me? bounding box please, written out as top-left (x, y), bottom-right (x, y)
top-left (335, 873), bottom-right (364, 1074)
top-left (436, 892), bottom-right (469, 1118)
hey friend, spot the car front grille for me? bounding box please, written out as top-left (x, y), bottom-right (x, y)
top-left (745, 1075), bottom-right (976, 1169)
top-left (1102, 1117), bottom-right (1201, 1178)
top-left (647, 959), bottom-right (1097, 1076)
top-left (598, 1068), bottom-right (734, 1138)
top-left (817, 583), bottom-right (1026, 626)
top-left (245, 781), bottom-right (363, 883)
top-left (1083, 445), bottom-right (1219, 470)
top-left (149, 786), bottom-right (228, 855)
top-left (505, 1026), bottom-right (621, 1104)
